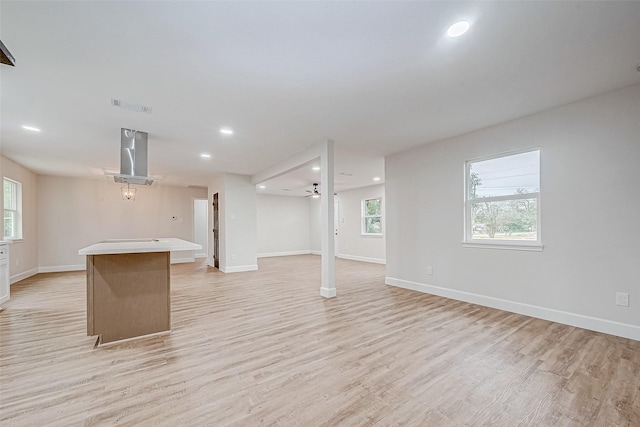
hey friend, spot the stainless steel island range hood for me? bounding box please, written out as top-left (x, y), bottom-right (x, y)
top-left (112, 128), bottom-right (154, 185)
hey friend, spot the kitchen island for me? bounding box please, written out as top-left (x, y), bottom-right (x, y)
top-left (78, 238), bottom-right (202, 345)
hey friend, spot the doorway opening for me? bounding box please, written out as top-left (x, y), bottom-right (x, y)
top-left (193, 199), bottom-right (208, 258)
top-left (213, 193), bottom-right (220, 269)
top-left (334, 200), bottom-right (339, 256)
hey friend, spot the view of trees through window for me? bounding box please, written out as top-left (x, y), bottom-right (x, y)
top-left (467, 150), bottom-right (540, 241)
top-left (363, 198), bottom-right (382, 235)
top-left (4, 178), bottom-right (21, 239)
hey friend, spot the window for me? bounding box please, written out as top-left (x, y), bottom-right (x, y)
top-left (4, 178), bottom-right (22, 239)
top-left (465, 150), bottom-right (540, 248)
top-left (362, 198), bottom-right (382, 235)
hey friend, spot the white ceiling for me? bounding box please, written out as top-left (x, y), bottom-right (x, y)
top-left (1, 1), bottom-right (639, 194)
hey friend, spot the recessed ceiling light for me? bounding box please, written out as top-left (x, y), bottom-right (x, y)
top-left (312, 166), bottom-right (320, 171)
top-left (447, 21), bottom-right (470, 37)
top-left (258, 185), bottom-right (266, 189)
top-left (220, 128), bottom-right (233, 135)
top-left (22, 125), bottom-right (41, 132)
top-left (200, 153), bottom-right (212, 158)
top-left (373, 177), bottom-right (381, 181)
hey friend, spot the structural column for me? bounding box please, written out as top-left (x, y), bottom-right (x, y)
top-left (320, 140), bottom-right (336, 298)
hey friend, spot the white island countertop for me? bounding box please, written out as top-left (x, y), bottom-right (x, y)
top-left (78, 238), bottom-right (202, 255)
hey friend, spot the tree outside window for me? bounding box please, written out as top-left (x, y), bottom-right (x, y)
top-left (4, 178), bottom-right (22, 239)
top-left (466, 150), bottom-right (540, 245)
top-left (362, 198), bottom-right (382, 235)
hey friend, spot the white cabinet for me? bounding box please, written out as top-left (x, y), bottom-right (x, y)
top-left (0, 243), bottom-right (9, 305)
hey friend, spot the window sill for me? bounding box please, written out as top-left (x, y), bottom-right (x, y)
top-left (3, 238), bottom-right (24, 244)
top-left (361, 234), bottom-right (383, 238)
top-left (462, 241), bottom-right (543, 252)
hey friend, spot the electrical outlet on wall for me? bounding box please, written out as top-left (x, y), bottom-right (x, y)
top-left (426, 266), bottom-right (433, 275)
top-left (616, 292), bottom-right (629, 307)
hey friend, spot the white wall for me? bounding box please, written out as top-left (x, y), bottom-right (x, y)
top-left (257, 194), bottom-right (310, 257)
top-left (308, 186), bottom-right (387, 264)
top-left (224, 173), bottom-right (258, 271)
top-left (336, 184), bottom-right (386, 264)
top-left (2, 156), bottom-right (39, 283)
top-left (309, 197), bottom-right (321, 253)
top-left (209, 173), bottom-right (258, 272)
top-left (193, 198), bottom-right (208, 258)
top-left (37, 175), bottom-right (207, 270)
top-left (385, 84), bottom-right (640, 340)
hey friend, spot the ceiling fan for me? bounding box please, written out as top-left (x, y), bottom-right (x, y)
top-left (305, 183), bottom-right (321, 198)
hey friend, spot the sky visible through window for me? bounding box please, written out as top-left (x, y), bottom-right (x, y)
top-left (470, 151), bottom-right (540, 198)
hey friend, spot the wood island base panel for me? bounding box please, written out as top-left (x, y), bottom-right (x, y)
top-left (86, 252), bottom-right (170, 345)
top-left (78, 238), bottom-right (202, 346)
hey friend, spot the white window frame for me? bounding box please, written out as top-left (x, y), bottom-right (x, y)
top-left (361, 197), bottom-right (383, 236)
top-left (4, 177), bottom-right (23, 240)
top-left (463, 149), bottom-right (542, 251)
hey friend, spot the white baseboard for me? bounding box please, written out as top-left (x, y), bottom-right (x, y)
top-left (170, 257), bottom-right (195, 264)
top-left (10, 268), bottom-right (39, 284)
top-left (258, 250), bottom-right (312, 258)
top-left (337, 254), bottom-right (386, 265)
top-left (302, 252), bottom-right (385, 264)
top-left (220, 264), bottom-right (259, 273)
top-left (39, 264), bottom-right (86, 273)
top-left (385, 277), bottom-right (640, 342)
top-left (320, 287), bottom-right (337, 298)
top-left (195, 253), bottom-right (208, 259)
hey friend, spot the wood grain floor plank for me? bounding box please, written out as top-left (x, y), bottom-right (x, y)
top-left (1, 255), bottom-right (638, 426)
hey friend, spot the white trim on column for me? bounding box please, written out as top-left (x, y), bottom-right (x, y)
top-left (219, 264), bottom-right (258, 273)
top-left (320, 287), bottom-right (337, 298)
top-left (337, 254), bottom-right (386, 265)
top-left (320, 140), bottom-right (336, 298)
top-left (258, 250), bottom-right (312, 258)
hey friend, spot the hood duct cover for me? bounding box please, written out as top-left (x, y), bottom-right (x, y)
top-left (114, 128), bottom-right (154, 185)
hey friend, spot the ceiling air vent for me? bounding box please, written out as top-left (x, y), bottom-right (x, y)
top-left (111, 98), bottom-right (152, 114)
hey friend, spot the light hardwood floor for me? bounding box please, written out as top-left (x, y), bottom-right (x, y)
top-left (1, 255), bottom-right (638, 426)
